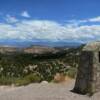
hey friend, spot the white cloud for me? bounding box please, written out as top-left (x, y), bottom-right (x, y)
top-left (0, 17), bottom-right (100, 43)
top-left (5, 15), bottom-right (18, 23)
top-left (21, 11), bottom-right (30, 18)
top-left (68, 16), bottom-right (100, 24)
top-left (67, 19), bottom-right (87, 24)
top-left (88, 16), bottom-right (100, 22)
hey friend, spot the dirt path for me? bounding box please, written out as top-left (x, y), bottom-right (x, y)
top-left (0, 80), bottom-right (99, 100)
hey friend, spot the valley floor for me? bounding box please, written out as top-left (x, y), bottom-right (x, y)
top-left (0, 79), bottom-right (99, 100)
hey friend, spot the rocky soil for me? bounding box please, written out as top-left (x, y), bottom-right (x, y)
top-left (0, 79), bottom-right (99, 100)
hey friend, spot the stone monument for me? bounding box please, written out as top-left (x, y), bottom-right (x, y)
top-left (74, 41), bottom-right (100, 95)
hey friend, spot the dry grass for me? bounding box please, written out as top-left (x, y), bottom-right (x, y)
top-left (54, 73), bottom-right (73, 83)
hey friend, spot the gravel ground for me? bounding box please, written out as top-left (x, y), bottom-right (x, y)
top-left (0, 80), bottom-right (99, 100)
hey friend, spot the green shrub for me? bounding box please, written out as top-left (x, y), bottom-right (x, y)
top-left (0, 48), bottom-right (80, 85)
top-left (0, 73), bottom-right (41, 86)
top-left (0, 77), bottom-right (16, 85)
top-left (15, 78), bottom-right (30, 86)
top-left (15, 73), bottom-right (41, 86)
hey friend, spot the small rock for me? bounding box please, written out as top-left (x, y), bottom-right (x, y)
top-left (41, 81), bottom-right (48, 84)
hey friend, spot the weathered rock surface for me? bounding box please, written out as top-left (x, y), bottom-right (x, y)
top-left (74, 41), bottom-right (100, 94)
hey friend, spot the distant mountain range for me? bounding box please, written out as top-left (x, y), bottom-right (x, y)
top-left (0, 45), bottom-right (67, 54)
top-left (0, 43), bottom-right (85, 57)
top-left (0, 39), bottom-right (83, 48)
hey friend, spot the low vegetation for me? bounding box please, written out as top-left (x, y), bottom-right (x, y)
top-left (0, 45), bottom-right (83, 85)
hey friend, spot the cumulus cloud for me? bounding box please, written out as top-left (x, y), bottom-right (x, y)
top-left (88, 16), bottom-right (100, 22)
top-left (21, 11), bottom-right (30, 18)
top-left (5, 15), bottom-right (18, 23)
top-left (68, 16), bottom-right (100, 24)
top-left (0, 16), bottom-right (100, 43)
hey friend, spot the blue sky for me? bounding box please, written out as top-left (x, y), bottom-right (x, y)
top-left (0, 0), bottom-right (100, 45)
top-left (0, 0), bottom-right (100, 22)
